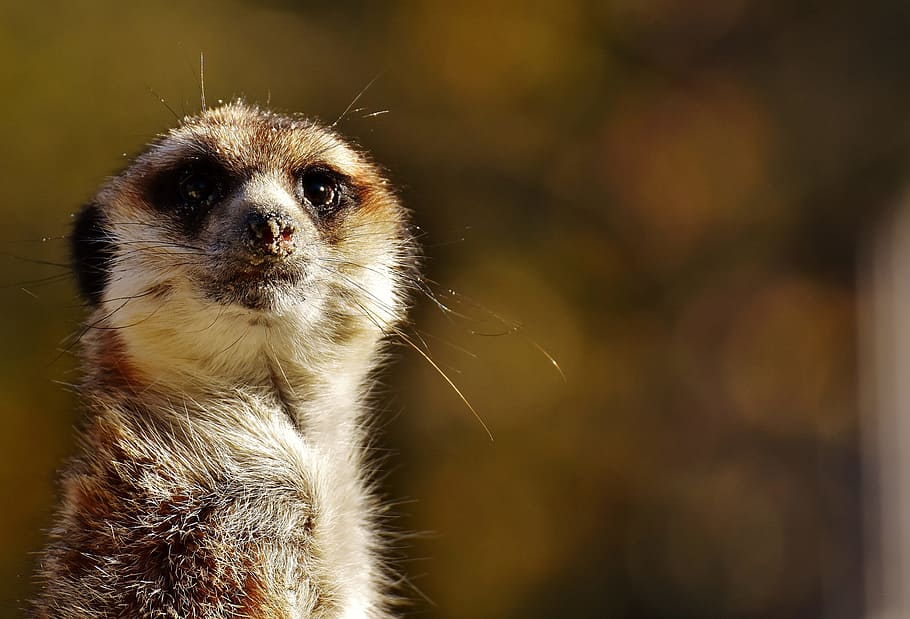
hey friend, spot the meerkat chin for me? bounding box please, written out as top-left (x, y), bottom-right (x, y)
top-left (34, 102), bottom-right (415, 618)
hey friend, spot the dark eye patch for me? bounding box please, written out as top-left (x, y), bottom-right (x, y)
top-left (146, 156), bottom-right (231, 234)
top-left (294, 167), bottom-right (352, 219)
top-left (178, 169), bottom-right (218, 207)
top-left (299, 171), bottom-right (338, 210)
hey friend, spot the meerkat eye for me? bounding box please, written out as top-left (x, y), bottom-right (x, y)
top-left (179, 171), bottom-right (217, 205)
top-left (298, 171), bottom-right (339, 210)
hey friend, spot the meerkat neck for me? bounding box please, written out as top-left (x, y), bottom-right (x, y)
top-left (83, 322), bottom-right (379, 452)
top-left (80, 312), bottom-right (385, 547)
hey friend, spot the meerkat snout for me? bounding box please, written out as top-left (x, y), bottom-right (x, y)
top-left (244, 209), bottom-right (298, 258)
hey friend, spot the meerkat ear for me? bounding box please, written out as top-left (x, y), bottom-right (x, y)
top-left (71, 202), bottom-right (114, 306)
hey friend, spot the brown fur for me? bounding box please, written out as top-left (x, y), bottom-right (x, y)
top-left (34, 102), bottom-right (415, 618)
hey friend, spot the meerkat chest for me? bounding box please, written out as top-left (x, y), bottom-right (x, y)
top-left (57, 400), bottom-right (368, 617)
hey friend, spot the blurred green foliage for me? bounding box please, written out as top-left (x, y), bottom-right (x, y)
top-left (2, 1), bottom-right (909, 617)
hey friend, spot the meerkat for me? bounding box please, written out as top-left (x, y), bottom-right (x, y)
top-left (33, 101), bottom-right (415, 618)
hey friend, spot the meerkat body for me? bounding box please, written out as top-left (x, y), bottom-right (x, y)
top-left (34, 103), bottom-right (414, 618)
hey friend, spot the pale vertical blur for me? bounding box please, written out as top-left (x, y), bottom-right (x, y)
top-left (0, 1), bottom-right (907, 618)
top-left (861, 196), bottom-right (910, 619)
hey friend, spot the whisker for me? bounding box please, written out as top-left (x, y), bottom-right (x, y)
top-left (268, 345), bottom-right (299, 401)
top-left (525, 336), bottom-right (567, 384)
top-left (184, 303), bottom-right (227, 334)
top-left (0, 251), bottom-right (70, 269)
top-left (50, 296), bottom-right (134, 366)
top-left (199, 51), bottom-right (207, 112)
top-left (0, 272), bottom-right (72, 290)
top-left (146, 86), bottom-right (181, 123)
top-left (213, 326), bottom-right (252, 357)
top-left (412, 330), bottom-right (479, 360)
top-left (84, 300), bottom-right (165, 331)
top-left (325, 266), bottom-right (494, 441)
top-left (390, 325), bottom-right (493, 442)
top-left (332, 73), bottom-right (383, 128)
top-left (317, 256), bottom-right (565, 382)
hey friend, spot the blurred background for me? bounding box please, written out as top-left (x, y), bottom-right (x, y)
top-left (2, 1), bottom-right (910, 617)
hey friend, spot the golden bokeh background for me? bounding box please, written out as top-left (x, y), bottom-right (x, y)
top-left (1, 1), bottom-right (907, 617)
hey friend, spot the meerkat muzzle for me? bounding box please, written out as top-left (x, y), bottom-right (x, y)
top-left (244, 209), bottom-right (298, 259)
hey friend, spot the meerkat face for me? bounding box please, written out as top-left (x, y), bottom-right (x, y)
top-left (72, 103), bottom-right (412, 381)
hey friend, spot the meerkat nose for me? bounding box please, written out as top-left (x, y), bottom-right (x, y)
top-left (245, 210), bottom-right (298, 258)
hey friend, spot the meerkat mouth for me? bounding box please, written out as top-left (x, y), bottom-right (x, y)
top-left (206, 264), bottom-right (308, 310)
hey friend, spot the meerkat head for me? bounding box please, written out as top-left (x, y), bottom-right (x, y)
top-left (72, 102), bottom-right (413, 389)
